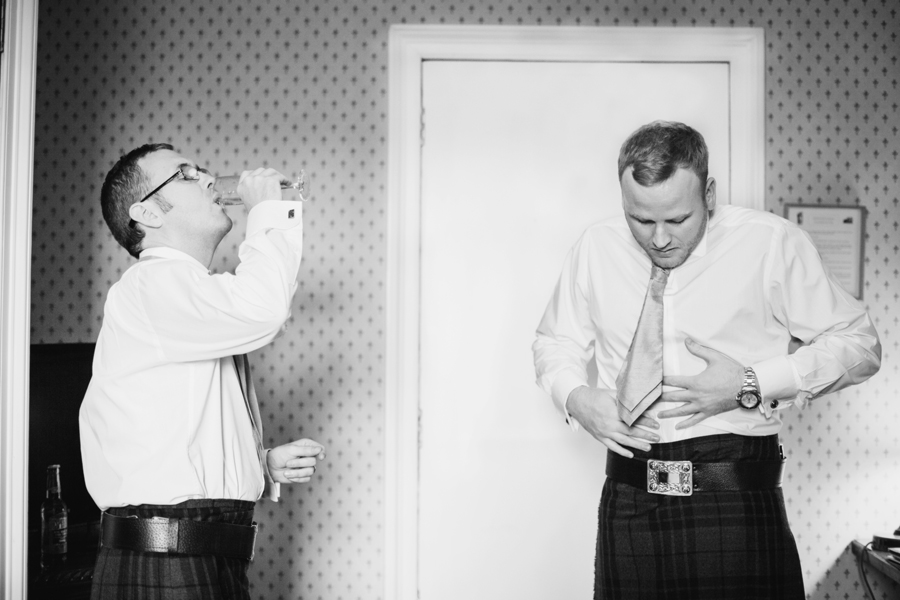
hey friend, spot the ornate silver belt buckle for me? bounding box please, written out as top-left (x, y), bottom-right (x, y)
top-left (647, 459), bottom-right (693, 496)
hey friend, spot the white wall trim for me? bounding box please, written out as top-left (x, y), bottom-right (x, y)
top-left (0, 0), bottom-right (38, 597)
top-left (385, 24), bottom-right (764, 600)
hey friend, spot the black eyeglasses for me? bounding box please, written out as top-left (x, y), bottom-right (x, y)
top-left (137, 164), bottom-right (206, 204)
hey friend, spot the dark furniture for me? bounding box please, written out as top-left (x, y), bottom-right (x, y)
top-left (28, 343), bottom-right (99, 599)
top-left (851, 539), bottom-right (900, 599)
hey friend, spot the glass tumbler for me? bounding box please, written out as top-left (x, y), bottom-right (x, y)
top-left (213, 170), bottom-right (309, 205)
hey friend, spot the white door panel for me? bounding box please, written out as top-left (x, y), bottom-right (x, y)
top-left (419, 60), bottom-right (730, 599)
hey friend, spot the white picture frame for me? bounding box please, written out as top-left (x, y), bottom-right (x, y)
top-left (0, 1), bottom-right (39, 598)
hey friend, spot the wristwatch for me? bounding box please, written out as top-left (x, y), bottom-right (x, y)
top-left (736, 367), bottom-right (762, 410)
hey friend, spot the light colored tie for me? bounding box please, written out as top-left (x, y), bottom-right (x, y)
top-left (616, 265), bottom-right (668, 426)
top-left (233, 355), bottom-right (268, 477)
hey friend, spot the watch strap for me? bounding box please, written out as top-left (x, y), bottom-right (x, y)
top-left (736, 367), bottom-right (761, 409)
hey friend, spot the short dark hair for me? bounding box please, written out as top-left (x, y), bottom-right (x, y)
top-left (617, 121), bottom-right (709, 187)
top-left (100, 143), bottom-right (173, 258)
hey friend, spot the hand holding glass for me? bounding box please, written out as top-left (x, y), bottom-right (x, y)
top-left (213, 170), bottom-right (310, 205)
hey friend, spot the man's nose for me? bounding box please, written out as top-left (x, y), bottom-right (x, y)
top-left (652, 224), bottom-right (671, 248)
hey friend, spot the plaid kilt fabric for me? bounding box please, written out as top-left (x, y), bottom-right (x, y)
top-left (595, 434), bottom-right (804, 600)
top-left (90, 499), bottom-right (256, 600)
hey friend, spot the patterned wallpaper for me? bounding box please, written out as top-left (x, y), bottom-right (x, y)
top-left (31, 0), bottom-right (898, 599)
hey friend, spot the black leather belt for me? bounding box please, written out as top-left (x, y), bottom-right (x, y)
top-left (100, 512), bottom-right (258, 560)
top-left (606, 451), bottom-right (784, 496)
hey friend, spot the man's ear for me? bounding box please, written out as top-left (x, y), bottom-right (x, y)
top-left (128, 201), bottom-right (163, 229)
top-left (705, 177), bottom-right (717, 211)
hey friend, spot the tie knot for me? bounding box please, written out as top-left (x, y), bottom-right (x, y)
top-left (650, 265), bottom-right (669, 284)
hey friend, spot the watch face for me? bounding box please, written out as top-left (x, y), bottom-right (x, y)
top-left (739, 392), bottom-right (760, 409)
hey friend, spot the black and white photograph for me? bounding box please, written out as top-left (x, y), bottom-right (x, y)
top-left (0, 1), bottom-right (896, 599)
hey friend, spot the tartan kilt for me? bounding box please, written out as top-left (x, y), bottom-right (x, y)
top-left (595, 434), bottom-right (804, 600)
top-left (90, 499), bottom-right (256, 600)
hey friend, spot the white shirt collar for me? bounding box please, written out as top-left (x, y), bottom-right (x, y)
top-left (685, 212), bottom-right (712, 262)
top-left (139, 246), bottom-right (209, 273)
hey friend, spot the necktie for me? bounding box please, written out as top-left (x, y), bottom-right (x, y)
top-left (233, 355), bottom-right (268, 478)
top-left (616, 265), bottom-right (669, 426)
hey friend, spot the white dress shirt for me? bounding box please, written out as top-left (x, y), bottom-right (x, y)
top-left (80, 201), bottom-right (303, 510)
top-left (533, 204), bottom-right (881, 443)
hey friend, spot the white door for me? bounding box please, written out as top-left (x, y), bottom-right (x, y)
top-left (418, 60), bottom-right (731, 599)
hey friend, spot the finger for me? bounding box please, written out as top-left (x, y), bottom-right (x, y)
top-left (242, 168), bottom-right (268, 179)
top-left (244, 167), bottom-right (286, 184)
top-left (657, 405), bottom-right (696, 419)
top-left (273, 471), bottom-right (310, 484)
top-left (626, 426), bottom-right (660, 443)
top-left (283, 442), bottom-right (325, 458)
top-left (292, 466), bottom-right (316, 478)
top-left (623, 429), bottom-right (663, 451)
top-left (633, 414), bottom-right (659, 430)
top-left (284, 456), bottom-right (318, 469)
top-left (283, 475), bottom-right (312, 484)
top-left (294, 439), bottom-right (326, 452)
top-left (600, 420), bottom-right (657, 444)
top-left (614, 430), bottom-right (656, 452)
top-left (659, 388), bottom-right (693, 402)
top-left (683, 338), bottom-right (724, 362)
top-left (662, 374), bottom-right (691, 389)
top-left (284, 466), bottom-right (317, 482)
top-left (601, 439), bottom-right (636, 459)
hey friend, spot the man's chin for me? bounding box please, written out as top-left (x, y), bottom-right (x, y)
top-left (212, 218), bottom-right (233, 243)
top-left (651, 253), bottom-right (687, 270)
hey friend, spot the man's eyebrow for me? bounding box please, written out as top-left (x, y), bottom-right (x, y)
top-left (666, 211), bottom-right (693, 221)
top-left (627, 211), bottom-right (693, 222)
top-left (627, 212), bottom-right (655, 222)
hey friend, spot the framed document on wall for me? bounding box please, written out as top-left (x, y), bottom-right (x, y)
top-left (784, 204), bottom-right (866, 299)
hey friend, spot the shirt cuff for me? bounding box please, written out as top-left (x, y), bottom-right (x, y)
top-left (247, 200), bottom-right (303, 238)
top-left (267, 481), bottom-right (281, 502)
top-left (752, 356), bottom-right (802, 418)
top-left (261, 448), bottom-right (281, 502)
top-left (551, 369), bottom-right (589, 432)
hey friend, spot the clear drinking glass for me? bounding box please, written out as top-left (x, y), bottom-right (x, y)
top-left (213, 170), bottom-right (309, 205)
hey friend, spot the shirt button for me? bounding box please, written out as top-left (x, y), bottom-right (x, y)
top-left (770, 400), bottom-right (779, 409)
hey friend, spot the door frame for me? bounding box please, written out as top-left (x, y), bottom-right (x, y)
top-left (385, 24), bottom-right (764, 600)
top-left (0, 0), bottom-right (38, 598)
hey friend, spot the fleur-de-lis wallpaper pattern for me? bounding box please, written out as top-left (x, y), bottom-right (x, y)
top-left (32, 0), bottom-right (899, 598)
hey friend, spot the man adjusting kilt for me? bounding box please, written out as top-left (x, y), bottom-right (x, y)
top-left (597, 434), bottom-right (803, 599)
top-left (533, 121), bottom-right (880, 599)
